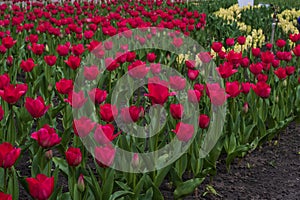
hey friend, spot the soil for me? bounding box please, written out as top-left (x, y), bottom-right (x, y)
top-left (16, 122), bottom-right (300, 199)
top-left (168, 121), bottom-right (300, 200)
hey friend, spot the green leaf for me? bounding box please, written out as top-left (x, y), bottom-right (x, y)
top-left (154, 165), bottom-right (172, 187)
top-left (109, 191), bottom-right (134, 200)
top-left (173, 178), bottom-right (205, 199)
top-left (7, 167), bottom-right (19, 200)
top-left (52, 157), bottom-right (69, 176)
top-left (102, 168), bottom-right (114, 200)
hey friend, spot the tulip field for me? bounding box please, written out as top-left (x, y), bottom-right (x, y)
top-left (0, 0), bottom-right (300, 199)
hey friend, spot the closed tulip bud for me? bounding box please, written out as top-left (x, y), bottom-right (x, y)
top-left (283, 79), bottom-right (287, 87)
top-left (45, 44), bottom-right (49, 52)
top-left (243, 102), bottom-right (249, 113)
top-left (45, 150), bottom-right (53, 160)
top-left (275, 96), bottom-right (279, 103)
top-left (131, 153), bottom-right (139, 169)
top-left (77, 174), bottom-right (85, 192)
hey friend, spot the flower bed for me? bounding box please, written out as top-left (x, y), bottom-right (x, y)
top-left (0, 0), bottom-right (300, 199)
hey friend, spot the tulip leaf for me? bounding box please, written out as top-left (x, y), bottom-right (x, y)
top-left (109, 190), bottom-right (134, 200)
top-left (102, 168), bottom-right (115, 200)
top-left (173, 178), bottom-right (204, 199)
top-left (52, 157), bottom-right (69, 176)
top-left (7, 167), bottom-right (19, 200)
top-left (154, 165), bottom-right (172, 187)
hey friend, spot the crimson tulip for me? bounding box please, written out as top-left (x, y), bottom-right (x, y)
top-left (94, 145), bottom-right (116, 167)
top-left (211, 41), bottom-right (222, 52)
top-left (56, 78), bottom-right (73, 95)
top-left (252, 82), bottom-right (271, 98)
top-left (83, 65), bottom-right (100, 81)
top-left (20, 58), bottom-right (35, 72)
top-left (170, 104), bottom-right (184, 119)
top-left (237, 36), bottom-right (246, 45)
top-left (198, 114), bottom-right (210, 129)
top-left (25, 96), bottom-right (50, 118)
top-left (26, 174), bottom-right (54, 200)
top-left (145, 77), bottom-right (171, 105)
top-left (0, 73), bottom-right (10, 90)
top-left (56, 44), bottom-right (69, 56)
top-left (292, 45), bottom-right (300, 57)
top-left (169, 76), bottom-right (186, 91)
top-left (252, 48), bottom-right (261, 57)
top-left (121, 106), bottom-right (144, 123)
top-left (65, 147), bottom-right (82, 167)
top-left (206, 83), bottom-right (226, 106)
top-left (188, 89), bottom-right (201, 103)
top-left (99, 104), bottom-right (118, 122)
top-left (31, 43), bottom-right (45, 55)
top-left (44, 55), bottom-right (57, 66)
top-left (146, 52), bottom-right (156, 62)
top-left (226, 81), bottom-right (241, 98)
top-left (276, 39), bottom-right (286, 48)
top-left (65, 55), bottom-right (81, 70)
top-left (2, 36), bottom-right (16, 49)
top-left (64, 91), bottom-right (87, 108)
top-left (0, 192), bottom-right (12, 200)
top-left (274, 67), bottom-right (287, 79)
top-left (0, 142), bottom-right (21, 168)
top-left (286, 66), bottom-right (295, 75)
top-left (0, 84), bottom-right (27, 104)
top-left (88, 88), bottom-right (107, 104)
top-left (216, 62), bottom-right (237, 79)
top-left (172, 122), bottom-right (194, 142)
top-left (31, 125), bottom-right (61, 148)
top-left (128, 60), bottom-right (149, 79)
top-left (73, 116), bottom-right (96, 138)
top-left (187, 69), bottom-right (199, 81)
top-left (150, 63), bottom-right (161, 74)
top-left (94, 124), bottom-right (121, 145)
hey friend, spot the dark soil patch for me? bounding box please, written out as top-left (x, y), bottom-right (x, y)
top-left (192, 121), bottom-right (300, 200)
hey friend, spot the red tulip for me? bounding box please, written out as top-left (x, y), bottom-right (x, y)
top-left (0, 192), bottom-right (12, 200)
top-left (261, 51), bottom-right (274, 64)
top-left (206, 83), bottom-right (226, 106)
top-left (187, 69), bottom-right (199, 81)
top-left (211, 42), bottom-right (222, 52)
top-left (72, 44), bottom-right (85, 56)
top-left (65, 55), bottom-right (81, 70)
top-left (249, 63), bottom-right (263, 75)
top-left (172, 122), bottom-right (194, 142)
top-left (84, 65), bottom-right (100, 80)
top-left (252, 82), bottom-right (271, 98)
top-left (274, 67), bottom-right (287, 79)
top-left (226, 50), bottom-right (242, 65)
top-left (44, 55), bottom-right (57, 66)
top-left (20, 58), bottom-right (35, 72)
top-left (172, 37), bottom-right (183, 48)
top-left (56, 44), bottom-right (69, 56)
top-left (56, 78), bottom-right (73, 95)
top-left (185, 60), bottom-right (196, 69)
top-left (121, 106), bottom-right (144, 123)
top-left (169, 76), bottom-right (186, 91)
top-left (128, 60), bottom-right (150, 79)
top-left (257, 74), bottom-right (268, 82)
top-left (31, 125), bottom-right (61, 148)
top-left (126, 51), bottom-right (136, 62)
top-left (104, 41), bottom-right (113, 50)
top-left (0, 73), bottom-right (10, 90)
top-left (218, 50), bottom-right (226, 59)
top-left (146, 52), bottom-right (156, 62)
top-left (240, 57), bottom-right (249, 68)
top-left (0, 45), bottom-right (6, 54)
top-left (105, 57), bottom-right (120, 71)
top-left (94, 145), bottom-right (116, 167)
top-left (6, 56), bottom-right (13, 66)
top-left (276, 39), bottom-right (286, 48)
top-left (66, 147), bottom-right (82, 167)
top-left (188, 89), bottom-right (201, 103)
top-left (88, 88), bottom-right (107, 104)
top-left (31, 43), bottom-right (45, 55)
top-left (145, 77), bottom-right (171, 105)
top-left (25, 96), bottom-right (50, 118)
top-left (26, 34), bottom-right (39, 44)
top-left (226, 81), bottom-right (241, 98)
top-left (150, 63), bottom-right (161, 74)
top-left (198, 114), bottom-right (210, 129)
top-left (2, 36), bottom-right (16, 49)
top-left (237, 36), bottom-right (246, 45)
top-left (0, 142), bottom-right (21, 168)
top-left (241, 82), bottom-right (251, 94)
top-left (286, 66), bottom-right (295, 75)
top-left (292, 44), bottom-right (300, 57)
top-left (64, 91), bottom-right (87, 109)
top-left (251, 48), bottom-right (261, 57)
top-left (198, 52), bottom-right (212, 63)
top-left (283, 51), bottom-right (292, 62)
top-left (0, 84), bottom-right (27, 104)
top-left (84, 30), bottom-right (94, 39)
top-left (73, 116), bottom-right (96, 137)
top-left (170, 104), bottom-right (184, 119)
top-left (99, 104), bottom-right (118, 122)
top-left (226, 38), bottom-right (235, 46)
top-left (272, 59), bottom-right (280, 68)
top-left (194, 83), bottom-right (205, 92)
top-left (216, 62), bottom-right (237, 79)
top-left (26, 174), bottom-right (54, 200)
top-left (77, 174), bottom-right (85, 192)
top-left (94, 124), bottom-right (121, 145)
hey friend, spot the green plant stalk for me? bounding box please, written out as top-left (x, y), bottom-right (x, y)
top-left (3, 168), bottom-right (7, 193)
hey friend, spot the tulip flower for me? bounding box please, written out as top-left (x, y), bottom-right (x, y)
top-left (216, 62), bottom-right (237, 79)
top-left (206, 83), bottom-right (226, 106)
top-left (56, 78), bottom-right (73, 95)
top-left (25, 96), bottom-right (50, 118)
top-left (64, 91), bottom-right (87, 109)
top-left (0, 142), bottom-right (21, 168)
top-left (187, 69), bottom-right (199, 81)
top-left (198, 114), bottom-right (210, 129)
top-left (99, 104), bottom-right (118, 122)
top-left (252, 48), bottom-right (261, 57)
top-left (237, 36), bottom-right (246, 45)
top-left (274, 67), bottom-right (287, 79)
top-left (20, 58), bottom-right (35, 72)
top-left (150, 63), bottom-right (161, 74)
top-left (44, 55), bottom-right (57, 66)
top-left (95, 145), bottom-right (116, 167)
top-left (0, 73), bottom-right (10, 90)
top-left (65, 147), bottom-right (82, 167)
top-left (188, 89), bottom-right (202, 103)
top-left (145, 77), bottom-right (172, 105)
top-left (88, 88), bottom-right (107, 104)
top-left (56, 44), bottom-right (69, 56)
top-left (77, 174), bottom-right (85, 192)
top-left (94, 124), bottom-right (121, 145)
top-left (169, 76), bottom-right (186, 91)
top-left (128, 60), bottom-right (149, 79)
top-left (83, 65), bottom-right (100, 81)
top-left (211, 42), bottom-right (222, 52)
top-left (2, 36), bottom-right (16, 49)
top-left (146, 52), bottom-right (156, 62)
top-left (121, 106), bottom-right (144, 123)
top-left (31, 125), bottom-right (61, 148)
top-left (226, 38), bottom-right (234, 46)
top-left (26, 174), bottom-right (54, 200)
top-left (172, 122), bottom-right (195, 142)
top-left (252, 82), bottom-right (271, 98)
top-left (72, 44), bottom-right (85, 56)
top-left (65, 55), bottom-right (81, 70)
top-left (73, 116), bottom-right (96, 137)
top-left (226, 81), bottom-right (241, 98)
top-left (31, 43), bottom-right (45, 55)
top-left (170, 104), bottom-right (184, 119)
top-left (0, 192), bottom-right (12, 200)
top-left (0, 84), bottom-right (27, 104)
top-left (276, 39), bottom-right (286, 48)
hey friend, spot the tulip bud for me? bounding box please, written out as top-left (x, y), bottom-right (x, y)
top-left (45, 44), bottom-right (49, 52)
top-left (131, 153), bottom-right (139, 169)
top-left (283, 79), bottom-right (287, 87)
top-left (48, 84), bottom-right (53, 91)
top-left (275, 96), bottom-right (279, 103)
top-left (243, 102), bottom-right (249, 113)
top-left (45, 150), bottom-right (53, 160)
top-left (77, 174), bottom-right (85, 192)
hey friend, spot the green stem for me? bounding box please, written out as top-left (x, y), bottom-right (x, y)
top-left (3, 168), bottom-right (7, 193)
